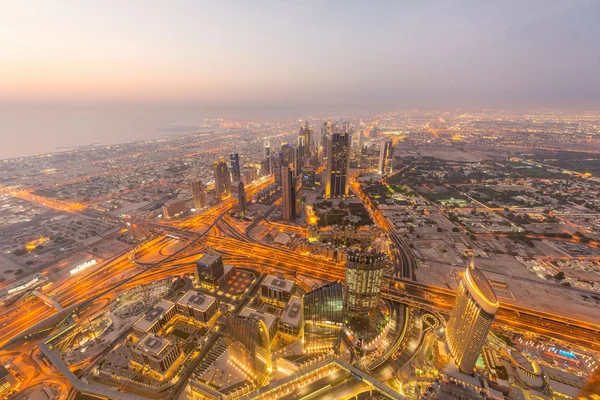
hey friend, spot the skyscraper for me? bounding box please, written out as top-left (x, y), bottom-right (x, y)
top-left (378, 139), bottom-right (393, 175)
top-left (281, 165), bottom-right (296, 220)
top-left (280, 143), bottom-right (297, 176)
top-left (303, 282), bottom-right (344, 353)
top-left (190, 178), bottom-right (206, 209)
top-left (321, 121), bottom-right (332, 164)
top-left (213, 158), bottom-right (231, 200)
top-left (325, 131), bottom-right (351, 198)
top-left (343, 250), bottom-right (386, 323)
top-left (264, 141), bottom-right (272, 175)
top-left (298, 121), bottom-right (312, 158)
top-left (232, 180), bottom-right (247, 212)
top-left (272, 152), bottom-right (282, 184)
top-left (226, 314), bottom-right (272, 386)
top-left (446, 259), bottom-right (499, 373)
top-left (229, 153), bottom-right (241, 182)
top-left (358, 127), bottom-right (365, 154)
top-left (341, 121), bottom-right (352, 134)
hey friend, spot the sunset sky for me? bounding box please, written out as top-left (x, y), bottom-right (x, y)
top-left (2, 0), bottom-right (599, 108)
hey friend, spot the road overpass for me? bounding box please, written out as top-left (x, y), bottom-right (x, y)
top-left (31, 291), bottom-right (63, 311)
top-left (38, 342), bottom-right (147, 400)
top-left (383, 277), bottom-right (600, 351)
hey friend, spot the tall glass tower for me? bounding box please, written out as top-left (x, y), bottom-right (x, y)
top-left (343, 250), bottom-right (387, 323)
top-left (226, 314), bottom-right (272, 386)
top-left (303, 282), bottom-right (344, 353)
top-left (325, 131), bottom-right (351, 198)
top-left (281, 165), bottom-right (296, 220)
top-left (229, 153), bottom-right (241, 182)
top-left (446, 259), bottom-right (499, 373)
top-left (190, 178), bottom-right (206, 209)
top-left (378, 139), bottom-right (393, 175)
top-left (213, 158), bottom-right (232, 200)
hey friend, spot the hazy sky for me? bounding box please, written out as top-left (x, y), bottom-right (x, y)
top-left (2, 0), bottom-right (599, 108)
top-left (1, 1), bottom-right (599, 159)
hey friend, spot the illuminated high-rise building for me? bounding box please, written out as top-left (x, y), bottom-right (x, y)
top-left (280, 143), bottom-right (298, 176)
top-left (226, 314), bottom-right (272, 386)
top-left (325, 131), bottom-right (351, 198)
top-left (232, 180), bottom-right (247, 212)
top-left (301, 165), bottom-right (317, 190)
top-left (190, 178), bottom-right (206, 209)
top-left (446, 259), bottom-right (499, 373)
top-left (271, 152), bottom-right (282, 184)
top-left (229, 153), bottom-right (241, 182)
top-left (213, 158), bottom-right (231, 200)
top-left (264, 141), bottom-right (272, 174)
top-left (343, 250), bottom-right (386, 323)
top-left (298, 121), bottom-right (312, 157)
top-left (281, 165), bottom-right (296, 220)
top-left (341, 121), bottom-right (352, 134)
top-left (378, 139), bottom-right (393, 175)
top-left (358, 127), bottom-right (365, 153)
top-left (303, 282), bottom-right (344, 353)
top-left (321, 121), bottom-right (332, 163)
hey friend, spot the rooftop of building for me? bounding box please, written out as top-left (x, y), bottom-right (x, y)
top-left (262, 275), bottom-right (295, 293)
top-left (133, 299), bottom-right (175, 332)
top-left (197, 252), bottom-right (222, 267)
top-left (240, 307), bottom-right (277, 332)
top-left (164, 198), bottom-right (187, 206)
top-left (135, 333), bottom-right (173, 357)
top-left (177, 290), bottom-right (216, 312)
top-left (273, 232), bottom-right (291, 246)
top-left (511, 351), bottom-right (541, 375)
top-left (346, 249), bottom-right (387, 265)
top-left (464, 260), bottom-right (498, 314)
top-left (468, 264), bottom-right (497, 303)
top-left (279, 296), bottom-right (302, 329)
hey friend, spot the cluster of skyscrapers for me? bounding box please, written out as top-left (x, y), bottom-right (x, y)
top-left (188, 152), bottom-right (248, 213)
top-left (259, 121), bottom-right (355, 222)
top-left (300, 252), bottom-right (498, 379)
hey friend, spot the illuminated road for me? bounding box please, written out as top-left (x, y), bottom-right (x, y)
top-left (349, 173), bottom-right (416, 280)
top-left (383, 278), bottom-right (600, 351)
top-left (2, 171), bottom-right (600, 400)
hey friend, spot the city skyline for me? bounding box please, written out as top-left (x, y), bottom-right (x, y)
top-left (1, 1), bottom-right (600, 399)
top-left (2, 110), bottom-right (600, 399)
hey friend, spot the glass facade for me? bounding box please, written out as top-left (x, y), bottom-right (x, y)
top-left (303, 282), bottom-right (344, 353)
top-left (226, 315), bottom-right (272, 386)
top-left (343, 251), bottom-right (386, 322)
top-left (446, 263), bottom-right (498, 373)
top-left (325, 132), bottom-right (351, 198)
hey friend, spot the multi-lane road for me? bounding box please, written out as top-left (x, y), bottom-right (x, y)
top-left (2, 172), bottom-right (600, 399)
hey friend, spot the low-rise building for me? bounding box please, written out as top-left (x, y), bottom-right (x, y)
top-left (133, 300), bottom-right (176, 336)
top-left (278, 296), bottom-right (302, 339)
top-left (260, 275), bottom-right (295, 306)
top-left (131, 334), bottom-right (181, 374)
top-left (0, 366), bottom-right (17, 397)
top-left (162, 199), bottom-right (188, 219)
top-left (176, 291), bottom-right (218, 324)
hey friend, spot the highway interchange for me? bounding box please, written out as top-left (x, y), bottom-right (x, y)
top-left (1, 174), bottom-right (600, 399)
